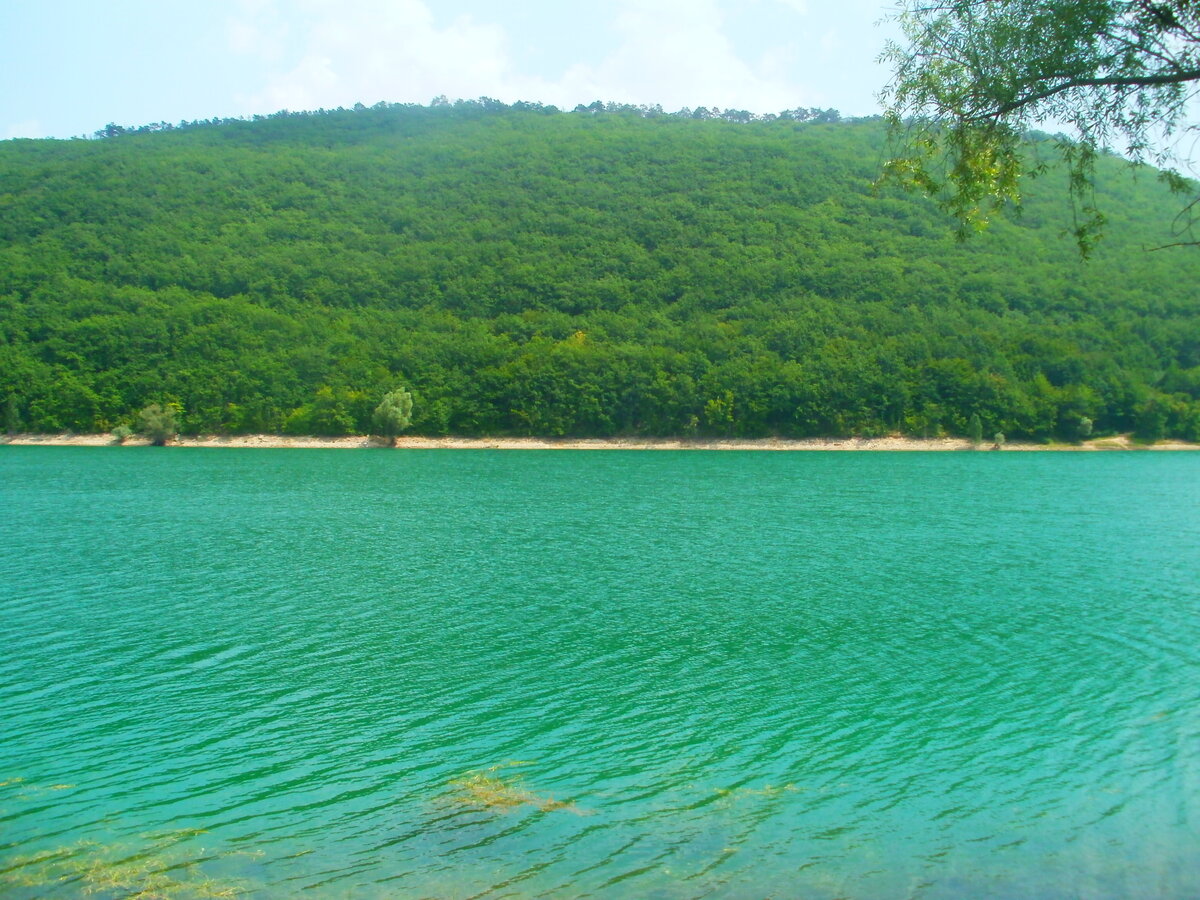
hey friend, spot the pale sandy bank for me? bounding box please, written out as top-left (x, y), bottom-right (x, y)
top-left (3, 433), bottom-right (1197, 451)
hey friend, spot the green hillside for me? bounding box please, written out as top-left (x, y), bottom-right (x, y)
top-left (1, 101), bottom-right (1198, 440)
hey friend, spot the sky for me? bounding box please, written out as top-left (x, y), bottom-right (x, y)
top-left (0, 0), bottom-right (902, 140)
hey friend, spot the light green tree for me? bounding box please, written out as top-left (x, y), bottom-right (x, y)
top-left (882, 0), bottom-right (1200, 254)
top-left (138, 403), bottom-right (178, 446)
top-left (967, 412), bottom-right (983, 446)
top-left (373, 389), bottom-right (413, 446)
top-left (703, 391), bottom-right (735, 436)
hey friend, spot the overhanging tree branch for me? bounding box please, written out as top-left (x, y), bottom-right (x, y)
top-left (994, 67), bottom-right (1200, 115)
top-left (882, 0), bottom-right (1200, 253)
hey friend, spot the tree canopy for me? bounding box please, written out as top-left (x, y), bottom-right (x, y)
top-left (374, 389), bottom-right (413, 446)
top-left (138, 403), bottom-right (178, 446)
top-left (1, 100), bottom-right (1199, 442)
top-left (882, 0), bottom-right (1200, 253)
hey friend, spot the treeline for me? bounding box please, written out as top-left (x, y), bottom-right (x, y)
top-left (90, 97), bottom-right (846, 140)
top-left (1, 102), bottom-right (1198, 441)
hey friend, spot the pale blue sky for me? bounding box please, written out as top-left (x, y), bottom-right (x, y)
top-left (1, 0), bottom-right (902, 140)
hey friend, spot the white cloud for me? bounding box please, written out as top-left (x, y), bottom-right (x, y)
top-left (226, 0), bottom-right (816, 116)
top-left (229, 0), bottom-right (516, 112)
top-left (542, 0), bottom-right (809, 112)
top-left (227, 0), bottom-right (289, 61)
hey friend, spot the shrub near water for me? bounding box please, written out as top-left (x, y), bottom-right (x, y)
top-left (373, 388), bottom-right (413, 446)
top-left (138, 403), bottom-right (178, 446)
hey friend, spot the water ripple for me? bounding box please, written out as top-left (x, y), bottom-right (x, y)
top-left (0, 448), bottom-right (1197, 898)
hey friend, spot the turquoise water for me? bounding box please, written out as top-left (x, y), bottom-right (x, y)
top-left (1, 448), bottom-right (1197, 899)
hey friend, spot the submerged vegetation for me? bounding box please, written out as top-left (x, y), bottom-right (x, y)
top-left (448, 763), bottom-right (581, 814)
top-left (714, 783), bottom-right (800, 800)
top-left (0, 833), bottom-right (252, 899)
top-left (2, 100), bottom-right (1199, 441)
top-left (0, 778), bottom-right (252, 899)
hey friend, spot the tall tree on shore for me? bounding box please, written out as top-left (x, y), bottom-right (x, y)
top-left (968, 412), bottom-right (983, 446)
top-left (138, 403), bottom-right (179, 446)
top-left (374, 389), bottom-right (413, 447)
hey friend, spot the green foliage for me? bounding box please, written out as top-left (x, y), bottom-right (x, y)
top-left (1134, 399), bottom-right (1167, 442)
top-left (964, 415), bottom-right (984, 446)
top-left (967, 413), bottom-right (983, 445)
top-left (882, 0), bottom-right (1200, 253)
top-left (282, 386), bottom-right (366, 436)
top-left (703, 391), bottom-right (736, 436)
top-left (138, 403), bottom-right (178, 446)
top-left (0, 102), bottom-right (1198, 442)
top-left (111, 424), bottom-right (133, 443)
top-left (373, 388), bottom-right (414, 445)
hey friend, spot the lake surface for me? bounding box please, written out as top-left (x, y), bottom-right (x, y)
top-left (1, 447), bottom-right (1197, 899)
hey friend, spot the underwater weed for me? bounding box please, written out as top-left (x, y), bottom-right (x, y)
top-left (0, 835), bottom-right (250, 899)
top-left (714, 784), bottom-right (800, 800)
top-left (448, 763), bottom-right (581, 814)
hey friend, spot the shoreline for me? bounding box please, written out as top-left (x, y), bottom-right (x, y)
top-left (3, 433), bottom-right (1197, 451)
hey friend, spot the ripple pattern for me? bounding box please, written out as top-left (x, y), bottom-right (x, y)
top-left (1, 448), bottom-right (1198, 898)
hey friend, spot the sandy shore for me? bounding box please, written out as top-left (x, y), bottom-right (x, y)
top-left (3, 433), bottom-right (1196, 451)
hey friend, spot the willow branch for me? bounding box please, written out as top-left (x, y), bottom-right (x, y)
top-left (994, 66), bottom-right (1200, 115)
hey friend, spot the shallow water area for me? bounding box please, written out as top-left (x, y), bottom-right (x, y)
top-left (2, 448), bottom-right (1198, 898)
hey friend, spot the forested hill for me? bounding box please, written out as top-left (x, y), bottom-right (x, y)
top-left (2, 101), bottom-right (1198, 441)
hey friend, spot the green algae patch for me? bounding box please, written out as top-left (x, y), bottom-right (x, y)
top-left (0, 832), bottom-right (254, 899)
top-left (0, 777), bottom-right (75, 801)
top-left (714, 784), bottom-right (800, 800)
top-left (448, 763), bottom-right (582, 814)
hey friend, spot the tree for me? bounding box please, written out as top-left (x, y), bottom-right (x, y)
top-left (1134, 398), bottom-right (1167, 441)
top-left (373, 389), bottom-right (413, 446)
top-left (4, 395), bottom-right (19, 436)
top-left (968, 412), bottom-right (983, 445)
top-left (283, 386), bottom-right (359, 436)
top-left (138, 403), bottom-right (178, 446)
top-left (882, 1), bottom-right (1200, 254)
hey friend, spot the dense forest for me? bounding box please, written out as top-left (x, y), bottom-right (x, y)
top-left (1, 99), bottom-right (1198, 441)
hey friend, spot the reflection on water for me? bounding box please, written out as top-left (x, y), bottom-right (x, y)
top-left (1, 448), bottom-right (1198, 898)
